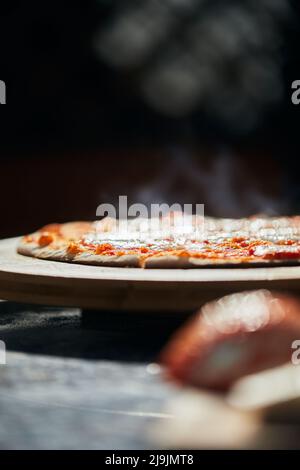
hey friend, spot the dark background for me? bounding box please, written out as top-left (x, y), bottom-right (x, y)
top-left (0, 0), bottom-right (300, 237)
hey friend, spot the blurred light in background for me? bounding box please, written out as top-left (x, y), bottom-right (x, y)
top-left (95, 0), bottom-right (290, 133)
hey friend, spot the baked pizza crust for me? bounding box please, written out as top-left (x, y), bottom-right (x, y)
top-left (17, 217), bottom-right (300, 269)
top-left (18, 237), bottom-right (300, 269)
top-left (17, 222), bottom-right (141, 267)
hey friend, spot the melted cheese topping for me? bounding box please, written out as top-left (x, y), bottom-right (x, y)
top-left (78, 215), bottom-right (300, 261)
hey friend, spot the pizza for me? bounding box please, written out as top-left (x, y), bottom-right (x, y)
top-left (17, 214), bottom-right (300, 268)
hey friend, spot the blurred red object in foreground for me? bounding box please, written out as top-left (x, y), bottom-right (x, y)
top-left (160, 290), bottom-right (300, 391)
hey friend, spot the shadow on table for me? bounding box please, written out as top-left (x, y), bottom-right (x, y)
top-left (0, 301), bottom-right (192, 363)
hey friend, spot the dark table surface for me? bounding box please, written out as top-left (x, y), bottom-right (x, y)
top-left (2, 301), bottom-right (300, 450)
top-left (0, 301), bottom-right (185, 450)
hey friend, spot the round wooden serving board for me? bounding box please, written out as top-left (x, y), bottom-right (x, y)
top-left (1, 238), bottom-right (300, 312)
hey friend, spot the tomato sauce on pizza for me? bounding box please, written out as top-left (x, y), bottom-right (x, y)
top-left (17, 215), bottom-right (300, 268)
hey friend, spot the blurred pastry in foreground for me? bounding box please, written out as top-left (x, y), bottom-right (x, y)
top-left (160, 290), bottom-right (300, 391)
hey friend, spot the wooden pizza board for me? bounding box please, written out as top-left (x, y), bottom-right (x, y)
top-left (1, 237), bottom-right (300, 311)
